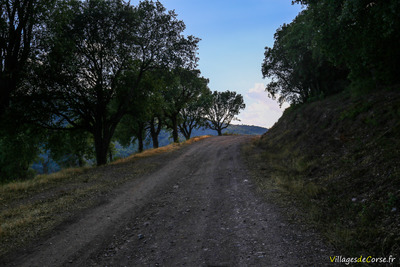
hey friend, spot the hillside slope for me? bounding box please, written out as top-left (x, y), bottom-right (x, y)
top-left (246, 90), bottom-right (400, 256)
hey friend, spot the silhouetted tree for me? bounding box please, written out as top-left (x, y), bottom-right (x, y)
top-left (34, 0), bottom-right (199, 165)
top-left (292, 0), bottom-right (400, 90)
top-left (206, 90), bottom-right (245, 136)
top-left (164, 68), bottom-right (208, 142)
top-left (178, 87), bottom-right (212, 140)
top-left (0, 0), bottom-right (55, 116)
top-left (262, 10), bottom-right (348, 106)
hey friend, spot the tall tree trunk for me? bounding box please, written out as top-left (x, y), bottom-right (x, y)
top-left (78, 157), bottom-right (84, 167)
top-left (171, 114), bottom-right (179, 143)
top-left (152, 135), bottom-right (159, 148)
top-left (187, 127), bottom-right (192, 140)
top-left (94, 135), bottom-right (109, 166)
top-left (217, 128), bottom-right (222, 136)
top-left (137, 122), bottom-right (145, 153)
top-left (0, 79), bottom-right (13, 117)
top-left (183, 128), bottom-right (191, 140)
top-left (178, 124), bottom-right (189, 140)
top-left (150, 117), bottom-right (159, 148)
top-left (93, 126), bottom-right (112, 166)
top-left (138, 134), bottom-right (144, 153)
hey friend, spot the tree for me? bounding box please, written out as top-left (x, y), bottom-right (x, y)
top-left (146, 80), bottom-right (166, 149)
top-left (206, 90), bottom-right (245, 136)
top-left (178, 87), bottom-right (212, 140)
top-left (114, 69), bottom-right (167, 151)
top-left (46, 129), bottom-right (94, 168)
top-left (0, 0), bottom-right (55, 116)
top-left (0, 123), bottom-right (43, 182)
top-left (115, 112), bottom-right (148, 153)
top-left (0, 0), bottom-right (57, 181)
top-left (262, 10), bottom-right (348, 106)
top-left (292, 0), bottom-right (400, 91)
top-left (164, 68), bottom-right (209, 142)
top-left (34, 0), bottom-right (199, 165)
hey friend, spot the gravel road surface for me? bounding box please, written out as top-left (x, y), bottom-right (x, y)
top-left (10, 136), bottom-right (333, 266)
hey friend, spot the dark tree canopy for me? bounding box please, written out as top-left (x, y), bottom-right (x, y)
top-left (291, 0), bottom-right (400, 91)
top-left (0, 0), bottom-right (55, 116)
top-left (0, 0), bottom-right (56, 181)
top-left (206, 90), bottom-right (245, 136)
top-left (264, 0), bottom-right (400, 107)
top-left (178, 83), bottom-right (212, 140)
top-left (33, 0), bottom-right (199, 165)
top-left (163, 68), bottom-right (209, 143)
top-left (262, 10), bottom-right (348, 106)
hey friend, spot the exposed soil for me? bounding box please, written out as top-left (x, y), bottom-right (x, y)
top-left (2, 136), bottom-right (334, 266)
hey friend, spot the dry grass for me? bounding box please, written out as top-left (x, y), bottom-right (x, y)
top-left (1, 167), bottom-right (90, 194)
top-left (0, 183), bottom-right (104, 256)
top-left (112, 135), bottom-right (212, 164)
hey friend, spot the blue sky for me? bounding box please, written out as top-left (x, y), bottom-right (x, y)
top-left (148, 1), bottom-right (303, 127)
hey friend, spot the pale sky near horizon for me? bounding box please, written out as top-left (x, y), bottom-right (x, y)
top-left (140, 1), bottom-right (304, 128)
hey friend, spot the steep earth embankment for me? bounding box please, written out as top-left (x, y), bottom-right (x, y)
top-left (246, 90), bottom-right (400, 257)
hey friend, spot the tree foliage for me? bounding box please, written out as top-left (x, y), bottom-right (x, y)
top-left (0, 124), bottom-right (43, 182)
top-left (262, 10), bottom-right (348, 106)
top-left (46, 129), bottom-right (94, 168)
top-left (0, 0), bottom-right (55, 116)
top-left (0, 0), bottom-right (56, 181)
top-left (178, 83), bottom-right (212, 140)
top-left (294, 0), bottom-right (400, 90)
top-left (163, 68), bottom-right (209, 142)
top-left (206, 90), bottom-right (245, 136)
top-left (264, 0), bottom-right (400, 106)
top-left (0, 0), bottom-right (247, 182)
top-left (33, 0), bottom-right (199, 165)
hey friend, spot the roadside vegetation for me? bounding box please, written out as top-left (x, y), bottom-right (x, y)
top-left (246, 0), bottom-right (400, 257)
top-left (0, 135), bottom-right (211, 259)
top-left (0, 0), bottom-right (245, 183)
top-left (244, 91), bottom-right (400, 256)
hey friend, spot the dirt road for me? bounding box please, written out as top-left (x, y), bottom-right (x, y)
top-left (8, 136), bottom-right (333, 266)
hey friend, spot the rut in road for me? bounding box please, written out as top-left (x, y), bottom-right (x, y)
top-left (12, 136), bottom-right (333, 266)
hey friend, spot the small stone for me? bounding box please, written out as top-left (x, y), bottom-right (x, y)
top-left (138, 234), bottom-right (145, 240)
top-left (352, 198), bottom-right (357, 202)
top-left (391, 207), bottom-right (397, 213)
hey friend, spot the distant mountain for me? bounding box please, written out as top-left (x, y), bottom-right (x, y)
top-left (222, 124), bottom-right (268, 135)
top-left (150, 124), bottom-right (267, 149)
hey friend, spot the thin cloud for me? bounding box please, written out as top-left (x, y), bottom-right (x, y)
top-left (237, 83), bottom-right (287, 128)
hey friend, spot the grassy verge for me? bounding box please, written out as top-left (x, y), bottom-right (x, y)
top-left (112, 135), bottom-right (212, 164)
top-left (243, 91), bottom-right (400, 258)
top-left (0, 135), bottom-right (211, 259)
